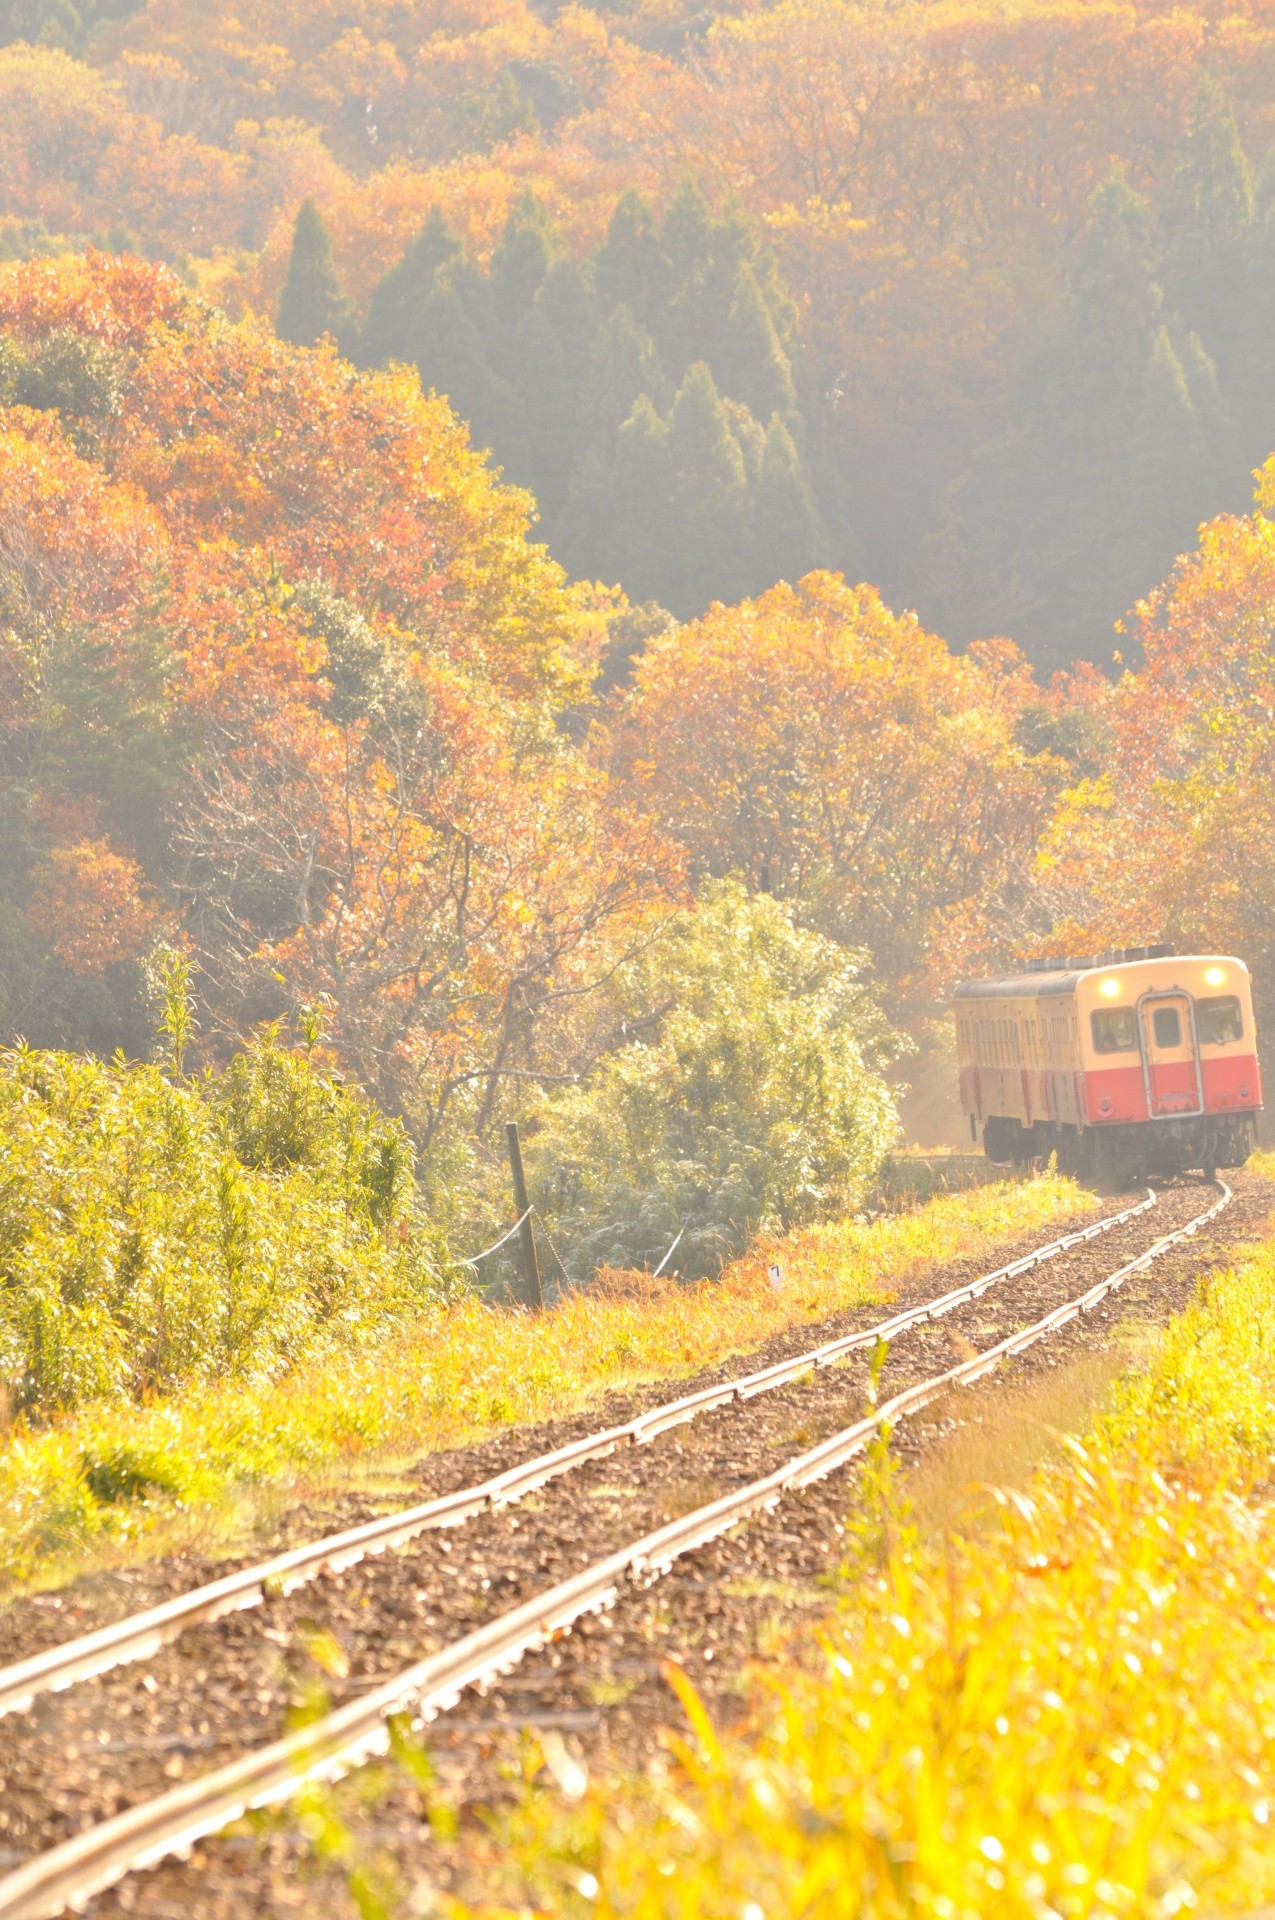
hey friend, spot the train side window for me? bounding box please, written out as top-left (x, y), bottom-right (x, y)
top-left (1091, 1007), bottom-right (1137, 1053)
top-left (1196, 995), bottom-right (1243, 1044)
top-left (1153, 1006), bottom-right (1182, 1049)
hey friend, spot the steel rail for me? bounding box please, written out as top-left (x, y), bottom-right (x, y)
top-left (0, 1182), bottom-right (1229, 1920)
top-left (0, 1191), bottom-right (1158, 1722)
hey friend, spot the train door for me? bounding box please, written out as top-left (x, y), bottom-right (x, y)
top-left (1138, 991), bottom-right (1204, 1117)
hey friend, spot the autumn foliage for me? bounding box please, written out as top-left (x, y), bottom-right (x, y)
top-left (6, 0), bottom-right (1275, 655)
top-left (0, 253), bottom-right (676, 1205)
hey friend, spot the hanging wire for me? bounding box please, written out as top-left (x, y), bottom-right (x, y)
top-left (460, 1207), bottom-right (531, 1269)
top-left (651, 1220), bottom-right (688, 1278)
top-left (532, 1207), bottom-right (574, 1292)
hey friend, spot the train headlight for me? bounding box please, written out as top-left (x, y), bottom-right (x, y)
top-left (1205, 966), bottom-right (1226, 986)
top-left (1100, 977), bottom-right (1121, 997)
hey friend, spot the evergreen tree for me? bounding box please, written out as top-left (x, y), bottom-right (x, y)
top-left (1049, 171), bottom-right (1160, 444)
top-left (1110, 325), bottom-right (1223, 615)
top-left (535, 258), bottom-right (600, 388)
top-left (413, 279), bottom-right (530, 479)
top-left (746, 415), bottom-right (826, 596)
top-left (926, 172), bottom-right (1233, 667)
top-left (660, 177), bottom-right (748, 376)
top-left (1241, 168), bottom-right (1275, 458)
top-left (357, 183), bottom-right (838, 618)
top-left (577, 304), bottom-right (671, 447)
top-left (525, 258), bottom-right (602, 519)
top-left (485, 195), bottom-right (560, 356)
top-left (360, 208), bottom-right (462, 367)
top-left (1163, 79), bottom-right (1254, 379)
top-left (719, 265), bottom-right (798, 423)
top-left (510, 303), bottom-right (573, 513)
top-left (276, 199), bottom-right (353, 350)
top-left (594, 191), bottom-right (670, 339)
top-left (0, 0), bottom-right (142, 51)
top-left (663, 362), bottom-right (749, 614)
top-left (598, 395), bottom-right (676, 603)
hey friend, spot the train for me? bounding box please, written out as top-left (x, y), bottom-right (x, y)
top-left (954, 946), bottom-right (1262, 1182)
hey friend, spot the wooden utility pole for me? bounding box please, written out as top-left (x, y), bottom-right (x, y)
top-left (505, 1121), bottom-right (544, 1310)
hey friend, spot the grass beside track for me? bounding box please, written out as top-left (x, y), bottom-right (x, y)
top-left (484, 1196), bottom-right (1275, 1920)
top-left (0, 1173), bottom-right (1081, 1595)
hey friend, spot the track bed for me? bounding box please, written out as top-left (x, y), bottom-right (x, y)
top-left (1, 1174), bottom-right (1270, 1919)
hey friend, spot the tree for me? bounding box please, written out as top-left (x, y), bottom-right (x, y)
top-left (1163, 79), bottom-right (1254, 385)
top-left (576, 302), bottom-right (670, 448)
top-left (484, 192), bottom-right (559, 349)
top-left (525, 881), bottom-right (901, 1280)
top-left (719, 264), bottom-right (798, 424)
top-left (592, 393), bottom-right (675, 603)
top-left (360, 207), bottom-right (463, 367)
top-left (593, 190), bottom-right (669, 339)
top-left (276, 197), bottom-right (353, 349)
top-left (662, 361), bottom-right (749, 614)
top-left (745, 414), bottom-right (826, 596)
top-left (606, 571), bottom-right (1059, 1004)
top-left (927, 173), bottom-right (1234, 669)
top-left (0, 251), bottom-right (684, 1170)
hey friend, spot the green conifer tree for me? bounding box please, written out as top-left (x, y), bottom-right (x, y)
top-left (597, 395), bottom-right (676, 603)
top-left (719, 264), bottom-right (798, 421)
top-left (1050, 171), bottom-right (1160, 442)
top-left (413, 278), bottom-right (530, 478)
top-left (485, 195), bottom-right (560, 359)
top-left (926, 171), bottom-right (1234, 667)
top-left (276, 198), bottom-right (354, 350)
top-left (594, 191), bottom-right (670, 339)
top-left (659, 177), bottom-right (727, 376)
top-left (746, 414), bottom-right (826, 596)
top-left (1241, 167), bottom-right (1275, 458)
top-left (360, 208), bottom-right (462, 367)
top-left (663, 362), bottom-right (749, 614)
top-left (1109, 326), bottom-right (1222, 615)
top-left (1163, 79), bottom-right (1254, 380)
top-left (510, 303), bottom-right (572, 513)
top-left (527, 258), bottom-right (602, 517)
top-left (577, 305), bottom-right (671, 448)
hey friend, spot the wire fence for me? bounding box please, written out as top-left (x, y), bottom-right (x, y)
top-left (460, 1200), bottom-right (692, 1300)
top-left (459, 1208), bottom-right (531, 1270)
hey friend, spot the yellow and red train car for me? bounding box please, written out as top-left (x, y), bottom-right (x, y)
top-left (954, 946), bottom-right (1262, 1181)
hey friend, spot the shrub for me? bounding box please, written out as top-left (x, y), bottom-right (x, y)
top-left (525, 881), bottom-right (903, 1281)
top-left (0, 1036), bottom-right (452, 1414)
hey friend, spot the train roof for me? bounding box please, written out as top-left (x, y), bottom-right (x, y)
top-left (953, 948), bottom-right (1246, 1002)
top-left (955, 968), bottom-right (1098, 1000)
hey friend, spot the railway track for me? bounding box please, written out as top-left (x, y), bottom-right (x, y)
top-left (0, 1187), bottom-right (1156, 1723)
top-left (0, 1180), bottom-right (1238, 1920)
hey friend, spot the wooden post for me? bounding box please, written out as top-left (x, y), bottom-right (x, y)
top-left (505, 1121), bottom-right (543, 1311)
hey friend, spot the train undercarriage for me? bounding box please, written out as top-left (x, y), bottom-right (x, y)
top-left (982, 1111), bottom-right (1258, 1184)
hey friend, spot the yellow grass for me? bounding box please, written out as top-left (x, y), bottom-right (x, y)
top-left (482, 1220), bottom-right (1275, 1919)
top-left (0, 1172), bottom-right (1080, 1594)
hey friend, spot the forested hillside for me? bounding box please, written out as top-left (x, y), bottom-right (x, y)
top-left (5, 7), bottom-right (1275, 1268)
top-left (4, 0), bottom-right (1275, 661)
top-left (6, 15), bottom-right (1275, 1909)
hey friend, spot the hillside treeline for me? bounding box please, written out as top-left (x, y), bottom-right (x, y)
top-left (4, 256), bottom-right (1275, 1278)
top-left (5, 2), bottom-right (1275, 659)
top-left (339, 184), bottom-right (834, 619)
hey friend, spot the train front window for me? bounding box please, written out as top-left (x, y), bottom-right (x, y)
top-left (1153, 1006), bottom-right (1182, 1049)
top-left (1091, 1007), bottom-right (1136, 1053)
top-left (1197, 994), bottom-right (1243, 1044)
